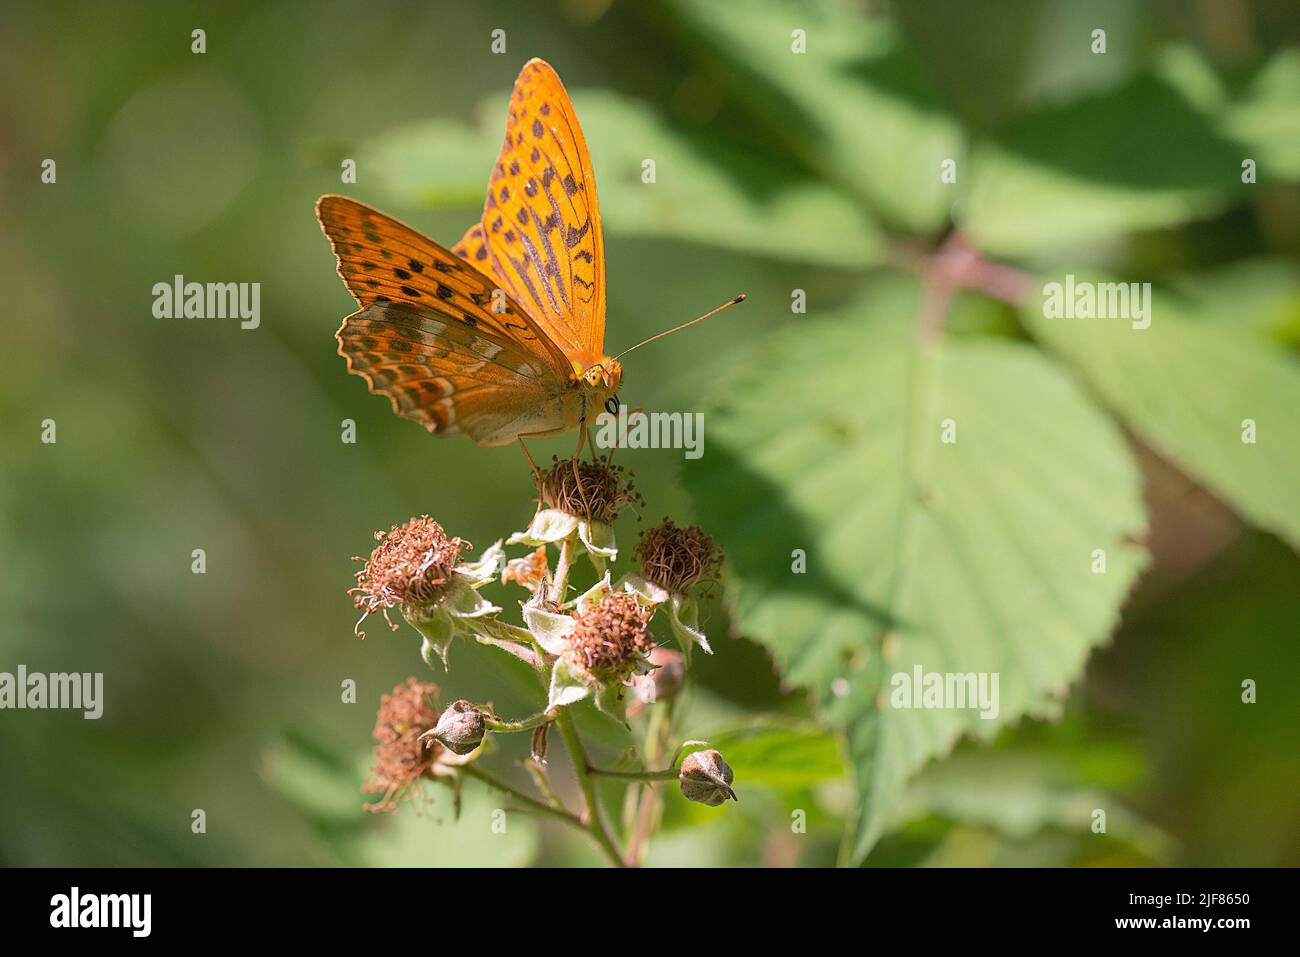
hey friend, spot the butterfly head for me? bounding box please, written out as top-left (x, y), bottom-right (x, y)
top-left (579, 359), bottom-right (622, 416)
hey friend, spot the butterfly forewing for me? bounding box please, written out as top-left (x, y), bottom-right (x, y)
top-left (452, 59), bottom-right (606, 366)
top-left (317, 195), bottom-right (575, 443)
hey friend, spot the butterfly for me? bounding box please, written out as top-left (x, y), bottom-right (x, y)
top-left (317, 58), bottom-right (742, 478)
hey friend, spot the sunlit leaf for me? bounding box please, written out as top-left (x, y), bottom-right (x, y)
top-left (1021, 275), bottom-right (1300, 551)
top-left (660, 0), bottom-right (963, 234)
top-left (683, 277), bottom-right (1148, 862)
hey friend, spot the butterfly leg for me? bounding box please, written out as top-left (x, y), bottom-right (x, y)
top-left (516, 436), bottom-right (544, 484)
top-left (570, 426), bottom-right (595, 522)
top-left (604, 405), bottom-right (643, 466)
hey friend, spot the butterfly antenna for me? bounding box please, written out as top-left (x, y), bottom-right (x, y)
top-left (611, 294), bottom-right (746, 362)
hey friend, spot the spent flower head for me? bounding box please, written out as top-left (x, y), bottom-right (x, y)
top-left (539, 456), bottom-right (643, 525)
top-left (351, 516), bottom-right (463, 632)
top-left (349, 515), bottom-right (503, 666)
top-left (510, 458), bottom-right (644, 570)
top-left (618, 518), bottom-right (723, 661)
top-left (564, 591), bottom-right (655, 685)
top-left (362, 677), bottom-right (443, 813)
top-left (636, 518), bottom-right (723, 596)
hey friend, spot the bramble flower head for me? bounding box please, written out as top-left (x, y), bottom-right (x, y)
top-left (362, 678), bottom-right (443, 813)
top-left (636, 518), bottom-right (723, 595)
top-left (351, 516), bottom-right (463, 626)
top-left (565, 591), bottom-right (655, 685)
top-left (529, 576), bottom-right (658, 715)
top-left (508, 458), bottom-right (644, 570)
top-left (618, 520), bottom-right (723, 663)
top-left (350, 515), bottom-right (503, 666)
top-left (678, 749), bottom-right (737, 807)
top-left (540, 456), bottom-right (642, 525)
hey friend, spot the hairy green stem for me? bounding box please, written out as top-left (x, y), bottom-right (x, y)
top-left (548, 536), bottom-right (575, 605)
top-left (484, 709), bottom-right (553, 733)
top-left (588, 765), bottom-right (680, 782)
top-left (460, 763), bottom-right (582, 827)
top-left (555, 707), bottom-right (625, 868)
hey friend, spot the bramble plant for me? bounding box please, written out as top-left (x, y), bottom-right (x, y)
top-left (350, 456), bottom-right (729, 867)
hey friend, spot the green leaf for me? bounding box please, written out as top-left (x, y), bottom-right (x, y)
top-left (362, 91), bottom-right (884, 268)
top-left (578, 94), bottom-right (884, 267)
top-left (682, 277), bottom-right (1148, 863)
top-left (1169, 259), bottom-right (1300, 346)
top-left (360, 117), bottom-right (500, 207)
top-left (703, 721), bottom-right (844, 790)
top-left (262, 732), bottom-right (367, 825)
top-left (894, 752), bottom-right (1172, 861)
top-left (1021, 275), bottom-right (1300, 551)
top-left (1159, 46), bottom-right (1300, 181)
top-left (660, 0), bottom-right (962, 234)
top-left (962, 70), bottom-right (1245, 256)
top-left (357, 783), bottom-right (539, 868)
top-left (263, 734), bottom-right (539, 866)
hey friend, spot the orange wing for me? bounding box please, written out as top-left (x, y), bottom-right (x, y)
top-left (451, 58), bottom-right (606, 369)
top-left (317, 195), bottom-right (575, 443)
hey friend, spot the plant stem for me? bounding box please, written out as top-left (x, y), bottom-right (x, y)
top-left (484, 710), bottom-right (553, 733)
top-left (548, 536), bottom-right (575, 604)
top-left (587, 765), bottom-right (679, 782)
top-left (555, 706), bottom-right (625, 868)
top-left (460, 763), bottom-right (582, 828)
top-left (472, 631), bottom-right (540, 669)
top-left (625, 698), bottom-right (675, 867)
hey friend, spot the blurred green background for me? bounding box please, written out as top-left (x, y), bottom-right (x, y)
top-left (2, 0), bottom-right (1298, 867)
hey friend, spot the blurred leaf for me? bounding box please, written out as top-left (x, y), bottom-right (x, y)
top-left (362, 91), bottom-right (884, 267)
top-left (1159, 46), bottom-right (1300, 181)
top-left (1021, 277), bottom-right (1300, 551)
top-left (657, 0), bottom-right (963, 234)
top-left (356, 784), bottom-right (539, 867)
top-left (893, 752), bottom-right (1173, 861)
top-left (962, 70), bottom-right (1245, 256)
top-left (1170, 259), bottom-right (1300, 345)
top-left (1225, 50), bottom-right (1300, 180)
top-left (580, 94), bottom-right (884, 267)
top-left (362, 117), bottom-right (501, 206)
top-left (702, 720), bottom-right (844, 790)
top-left (683, 277), bottom-right (1148, 863)
top-left (263, 732), bottom-right (365, 825)
top-left (264, 734), bottom-right (539, 866)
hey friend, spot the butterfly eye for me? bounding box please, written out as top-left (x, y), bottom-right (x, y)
top-left (604, 396), bottom-right (619, 416)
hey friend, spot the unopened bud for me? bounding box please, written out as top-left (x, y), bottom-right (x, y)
top-left (679, 749), bottom-right (736, 807)
top-left (430, 699), bottom-right (485, 755)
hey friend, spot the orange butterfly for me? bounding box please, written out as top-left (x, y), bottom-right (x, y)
top-left (317, 58), bottom-right (741, 477)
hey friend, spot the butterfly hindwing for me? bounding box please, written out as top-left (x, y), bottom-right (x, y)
top-left (337, 301), bottom-right (570, 444)
top-left (453, 59), bottom-right (606, 368)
